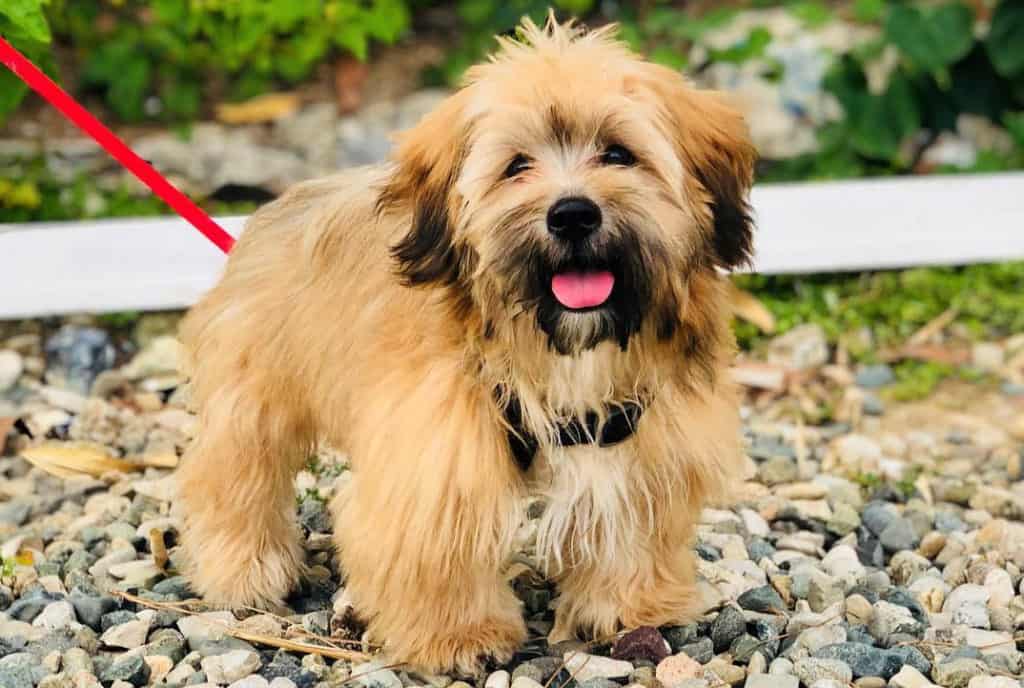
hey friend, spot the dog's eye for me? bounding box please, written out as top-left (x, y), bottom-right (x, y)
top-left (504, 154), bottom-right (531, 178)
top-left (601, 144), bottom-right (636, 166)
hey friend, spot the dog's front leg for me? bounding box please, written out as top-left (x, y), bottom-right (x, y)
top-left (178, 385), bottom-right (313, 610)
top-left (334, 370), bottom-right (527, 676)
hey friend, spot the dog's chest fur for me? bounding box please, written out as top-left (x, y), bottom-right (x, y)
top-left (506, 346), bottom-right (657, 577)
top-left (529, 441), bottom-right (650, 577)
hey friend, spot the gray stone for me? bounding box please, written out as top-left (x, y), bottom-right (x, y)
top-left (298, 498), bottom-right (332, 534)
top-left (679, 638), bottom-right (714, 664)
top-left (745, 675), bottom-right (796, 688)
top-left (101, 618), bottom-right (151, 649)
top-left (348, 661), bottom-right (403, 688)
top-left (563, 653), bottom-right (633, 681)
top-left (69, 592), bottom-right (117, 631)
top-left (99, 654), bottom-right (151, 686)
top-left (62, 647), bottom-right (94, 676)
top-left (486, 670), bottom-right (511, 688)
top-left (793, 658), bottom-right (853, 685)
top-left (815, 643), bottom-right (900, 679)
top-left (711, 606), bottom-right (747, 653)
top-left (730, 634), bottom-right (761, 664)
top-left (826, 503), bottom-right (861, 536)
top-left (808, 572), bottom-right (844, 613)
top-left (192, 636), bottom-right (258, 657)
top-left (44, 326), bottom-right (116, 394)
top-left (33, 601), bottom-right (77, 631)
top-left (151, 576), bottom-right (194, 600)
top-left (0, 652), bottom-right (48, 687)
top-left (737, 586), bottom-right (786, 614)
top-left (932, 658), bottom-right (988, 688)
top-left (767, 324), bottom-right (828, 371)
top-left (662, 625), bottom-right (700, 653)
top-left (145, 628), bottom-right (188, 663)
top-left (201, 650), bottom-right (262, 684)
top-left (862, 502), bottom-right (897, 536)
top-left (868, 601), bottom-right (922, 641)
top-left (759, 456), bottom-right (798, 486)
top-left (856, 365), bottom-right (894, 388)
top-left (8, 594), bottom-right (54, 622)
top-left (880, 518), bottom-right (922, 553)
top-left (230, 676), bottom-right (271, 688)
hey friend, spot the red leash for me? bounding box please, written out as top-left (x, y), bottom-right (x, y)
top-left (0, 36), bottom-right (235, 254)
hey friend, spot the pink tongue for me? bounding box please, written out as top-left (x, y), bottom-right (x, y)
top-left (551, 270), bottom-right (615, 309)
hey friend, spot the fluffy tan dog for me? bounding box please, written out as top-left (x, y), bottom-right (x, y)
top-left (177, 15), bottom-right (754, 675)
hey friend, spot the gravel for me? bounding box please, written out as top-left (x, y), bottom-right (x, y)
top-left (2, 316), bottom-right (1024, 687)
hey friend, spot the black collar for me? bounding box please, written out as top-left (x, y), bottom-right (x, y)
top-left (497, 391), bottom-right (646, 471)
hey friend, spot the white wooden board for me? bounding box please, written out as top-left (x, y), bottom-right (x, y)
top-left (2, 172), bottom-right (1023, 319)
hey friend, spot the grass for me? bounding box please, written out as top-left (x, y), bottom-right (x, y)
top-left (733, 264), bottom-right (1024, 356)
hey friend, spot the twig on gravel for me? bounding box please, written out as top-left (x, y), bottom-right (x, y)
top-left (236, 604), bottom-right (373, 653)
top-left (339, 661), bottom-right (408, 686)
top-left (116, 591), bottom-right (374, 662)
top-left (905, 307), bottom-right (959, 348)
top-left (553, 652), bottom-right (590, 688)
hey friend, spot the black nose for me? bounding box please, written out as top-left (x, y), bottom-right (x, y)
top-left (547, 197), bottom-right (602, 240)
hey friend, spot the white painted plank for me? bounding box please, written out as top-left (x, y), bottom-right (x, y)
top-left (750, 172), bottom-right (1024, 274)
top-left (2, 216), bottom-right (244, 319)
top-left (1, 172), bottom-right (1023, 319)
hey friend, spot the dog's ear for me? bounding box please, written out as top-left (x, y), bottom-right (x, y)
top-left (379, 90), bottom-right (473, 286)
top-left (637, 65), bottom-right (757, 270)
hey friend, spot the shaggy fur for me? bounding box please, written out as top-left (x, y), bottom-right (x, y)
top-left (177, 15), bottom-right (755, 675)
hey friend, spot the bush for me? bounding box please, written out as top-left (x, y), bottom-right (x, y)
top-left (2, 0), bottom-right (410, 122)
top-left (2, 0), bottom-right (1022, 179)
top-left (763, 0), bottom-right (1024, 179)
top-left (0, 0), bottom-right (57, 119)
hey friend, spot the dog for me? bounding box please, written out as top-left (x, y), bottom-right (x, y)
top-left (177, 14), bottom-right (754, 675)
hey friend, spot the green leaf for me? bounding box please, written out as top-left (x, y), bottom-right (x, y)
top-left (555, 0), bottom-right (594, 15)
top-left (986, 0), bottom-right (1024, 78)
top-left (828, 59), bottom-right (920, 161)
top-left (854, 72), bottom-right (920, 160)
top-left (948, 45), bottom-right (1015, 120)
top-left (0, 0), bottom-right (52, 44)
top-left (852, 0), bottom-right (884, 23)
top-left (333, 24), bottom-right (369, 60)
top-left (649, 46), bottom-right (688, 70)
top-left (708, 26), bottom-right (773, 64)
top-left (885, 3), bottom-right (974, 73)
top-left (788, 1), bottom-right (832, 28)
top-left (1004, 111), bottom-right (1024, 148)
top-left (0, 69), bottom-right (29, 121)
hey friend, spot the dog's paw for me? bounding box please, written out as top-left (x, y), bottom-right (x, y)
top-left (184, 535), bottom-right (307, 611)
top-left (398, 615), bottom-right (527, 677)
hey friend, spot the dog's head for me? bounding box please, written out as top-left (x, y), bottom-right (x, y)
top-left (379, 15), bottom-right (755, 355)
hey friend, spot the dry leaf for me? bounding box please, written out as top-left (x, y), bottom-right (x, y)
top-left (905, 307), bottom-right (959, 348)
top-left (883, 344), bottom-right (970, 366)
top-left (215, 92), bottom-right (300, 125)
top-left (728, 283), bottom-right (776, 334)
top-left (141, 452), bottom-right (180, 469)
top-left (731, 361), bottom-right (786, 391)
top-left (21, 441), bottom-right (139, 479)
